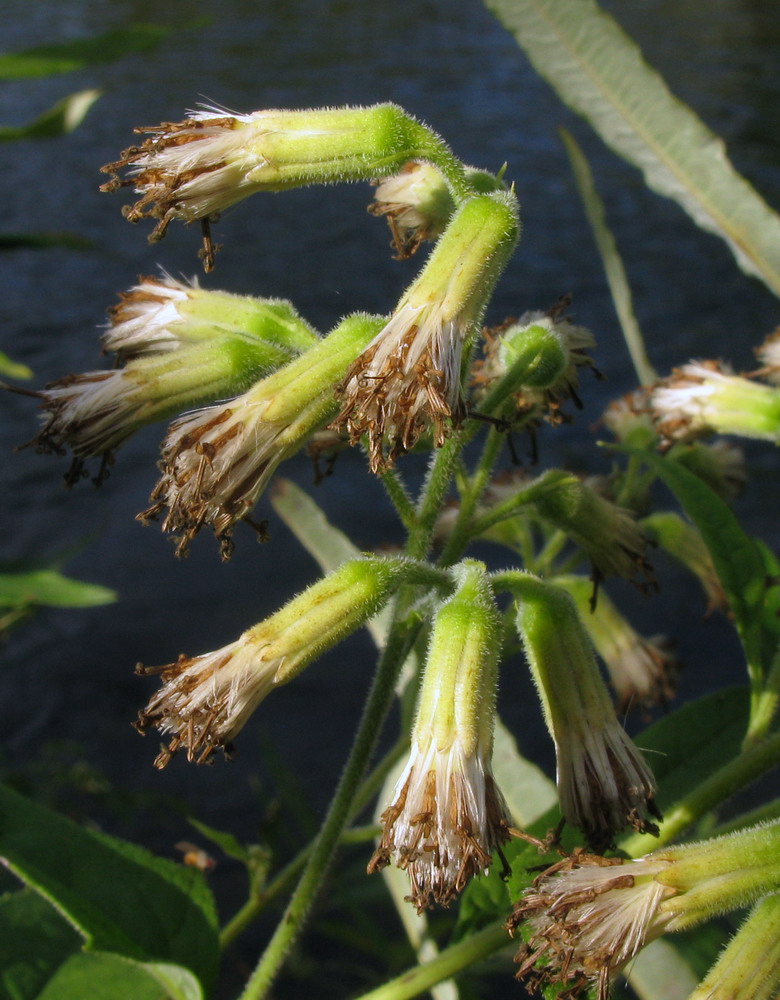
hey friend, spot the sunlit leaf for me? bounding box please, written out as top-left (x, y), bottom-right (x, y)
top-left (0, 352), bottom-right (32, 380)
top-left (0, 25), bottom-right (175, 79)
top-left (483, 0), bottom-right (780, 297)
top-left (559, 127), bottom-right (655, 384)
top-left (0, 89), bottom-right (101, 142)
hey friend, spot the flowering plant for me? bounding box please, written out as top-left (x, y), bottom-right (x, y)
top-left (4, 3), bottom-right (780, 1000)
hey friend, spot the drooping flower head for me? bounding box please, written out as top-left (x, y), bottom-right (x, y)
top-left (368, 561), bottom-right (510, 910)
top-left (101, 103), bottom-right (461, 268)
top-left (136, 556), bottom-right (412, 766)
top-left (334, 192), bottom-right (519, 472)
top-left (25, 277), bottom-right (317, 485)
top-left (140, 313), bottom-right (384, 557)
top-left (368, 161), bottom-right (456, 259)
top-left (368, 161), bottom-right (504, 259)
top-left (555, 575), bottom-right (678, 714)
top-left (513, 574), bottom-right (660, 851)
top-left (510, 852), bottom-right (674, 1000)
top-left (510, 823), bottom-right (780, 1000)
top-left (652, 360), bottom-right (780, 445)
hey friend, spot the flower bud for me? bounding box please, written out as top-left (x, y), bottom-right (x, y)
top-left (511, 822), bottom-right (780, 998)
top-left (334, 191), bottom-right (519, 471)
top-left (652, 361), bottom-right (780, 445)
top-left (135, 556), bottom-right (413, 766)
top-left (513, 573), bottom-right (660, 850)
top-left (140, 313), bottom-right (384, 557)
top-left (369, 561), bottom-right (510, 910)
top-left (474, 303), bottom-right (596, 424)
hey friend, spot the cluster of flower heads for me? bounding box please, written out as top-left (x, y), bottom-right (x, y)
top-left (19, 101), bottom-right (780, 999)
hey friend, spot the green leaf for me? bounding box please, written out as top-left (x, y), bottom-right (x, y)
top-left (0, 25), bottom-right (174, 79)
top-left (0, 889), bottom-right (81, 999)
top-left (559, 127), bottom-right (655, 384)
top-left (0, 90), bottom-right (101, 142)
top-left (0, 353), bottom-right (32, 380)
top-left (0, 233), bottom-right (94, 251)
top-left (0, 785), bottom-right (219, 994)
top-left (627, 448), bottom-right (772, 679)
top-left (34, 951), bottom-right (202, 1000)
top-left (482, 0), bottom-right (780, 297)
top-left (187, 819), bottom-right (248, 864)
top-left (632, 686), bottom-right (749, 815)
top-left (0, 569), bottom-right (116, 610)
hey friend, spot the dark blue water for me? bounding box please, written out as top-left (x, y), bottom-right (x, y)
top-left (2, 1), bottom-right (780, 995)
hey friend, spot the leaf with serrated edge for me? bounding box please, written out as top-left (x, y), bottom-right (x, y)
top-left (0, 785), bottom-right (218, 993)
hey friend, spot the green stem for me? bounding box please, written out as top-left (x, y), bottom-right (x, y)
top-left (380, 467), bottom-right (417, 531)
top-left (745, 640), bottom-right (780, 746)
top-left (439, 426), bottom-right (504, 565)
top-left (407, 432), bottom-right (467, 561)
top-left (235, 612), bottom-right (421, 1000)
top-left (351, 921), bottom-right (509, 1000)
top-left (621, 729), bottom-right (780, 857)
top-left (534, 528), bottom-right (570, 576)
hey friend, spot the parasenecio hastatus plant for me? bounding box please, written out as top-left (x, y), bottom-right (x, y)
top-left (16, 95), bottom-right (780, 1000)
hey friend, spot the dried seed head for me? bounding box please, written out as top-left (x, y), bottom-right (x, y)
top-left (510, 853), bottom-right (674, 1000)
top-left (368, 739), bottom-right (510, 911)
top-left (334, 301), bottom-right (466, 472)
top-left (515, 577), bottom-right (660, 851)
top-left (136, 557), bottom-right (409, 765)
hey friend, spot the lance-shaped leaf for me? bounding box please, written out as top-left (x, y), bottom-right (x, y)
top-left (483, 0), bottom-right (780, 297)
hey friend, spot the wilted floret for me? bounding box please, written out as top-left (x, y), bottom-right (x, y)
top-left (140, 314), bottom-right (383, 557)
top-left (652, 361), bottom-right (780, 445)
top-left (334, 192), bottom-right (519, 471)
top-left (136, 557), bottom-right (409, 766)
top-left (369, 562), bottom-right (510, 909)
